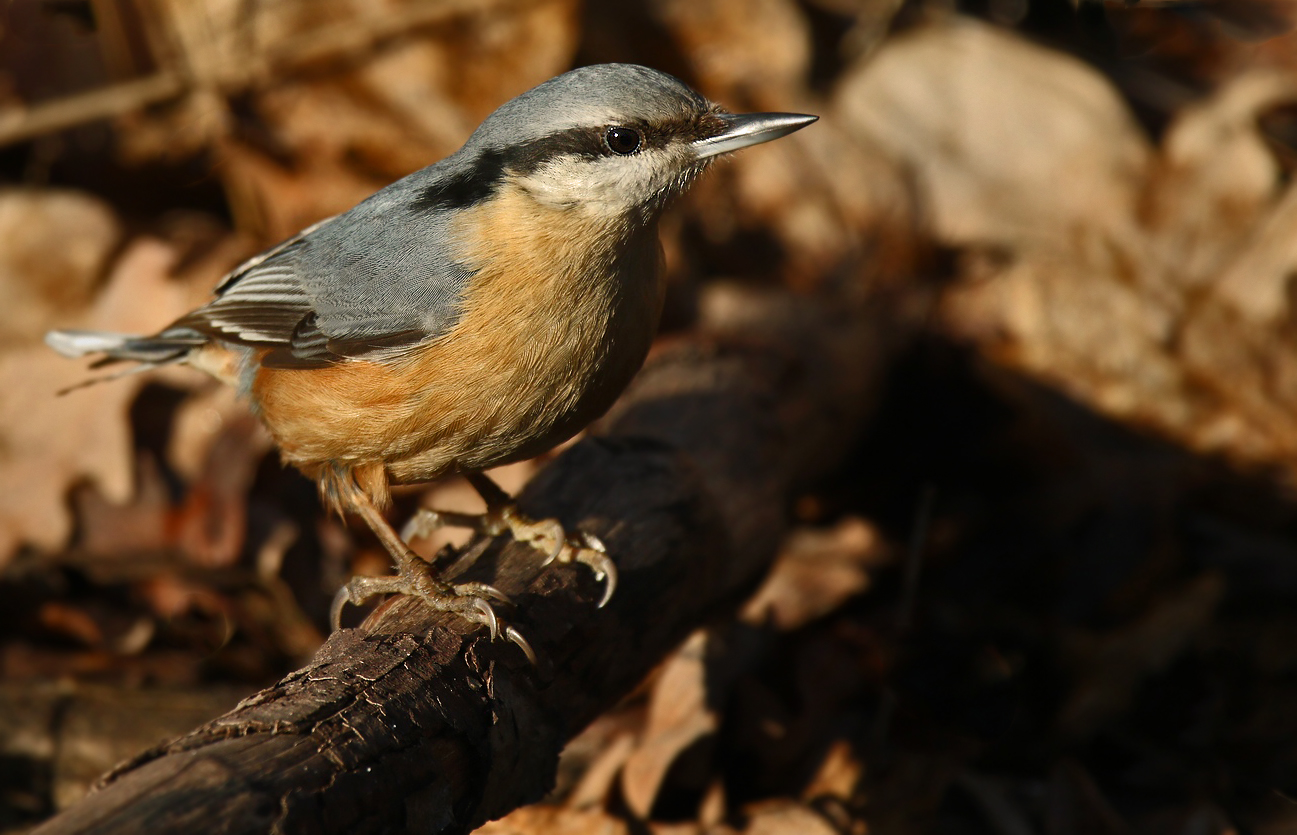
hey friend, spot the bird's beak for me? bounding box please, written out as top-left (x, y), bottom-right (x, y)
top-left (691, 112), bottom-right (818, 160)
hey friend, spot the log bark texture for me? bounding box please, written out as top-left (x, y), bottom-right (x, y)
top-left (32, 283), bottom-right (902, 835)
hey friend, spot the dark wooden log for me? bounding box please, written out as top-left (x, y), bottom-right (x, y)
top-left (32, 283), bottom-right (901, 835)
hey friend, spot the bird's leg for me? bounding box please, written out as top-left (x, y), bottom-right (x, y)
top-left (330, 474), bottom-right (534, 661)
top-left (402, 471), bottom-right (617, 607)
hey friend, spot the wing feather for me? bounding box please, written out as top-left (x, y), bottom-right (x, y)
top-left (169, 167), bottom-right (474, 369)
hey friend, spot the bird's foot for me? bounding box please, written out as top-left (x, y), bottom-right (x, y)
top-left (402, 504), bottom-right (617, 607)
top-left (330, 560), bottom-right (535, 663)
top-left (499, 506), bottom-right (618, 608)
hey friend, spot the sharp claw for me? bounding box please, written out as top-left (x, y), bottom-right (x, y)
top-left (563, 532), bottom-right (615, 607)
top-left (595, 558), bottom-right (617, 608)
top-left (505, 625), bottom-right (537, 666)
top-left (541, 521), bottom-right (564, 566)
top-left (330, 587), bottom-right (351, 632)
top-left (472, 597), bottom-right (500, 640)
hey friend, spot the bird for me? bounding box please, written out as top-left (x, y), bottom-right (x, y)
top-left (46, 63), bottom-right (817, 651)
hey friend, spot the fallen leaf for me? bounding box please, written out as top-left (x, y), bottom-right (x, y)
top-left (801, 739), bottom-right (864, 804)
top-left (860, 18), bottom-right (1297, 479)
top-left (740, 800), bottom-right (839, 835)
top-left (621, 631), bottom-right (718, 818)
top-left (0, 235), bottom-right (204, 562)
top-left (654, 0), bottom-right (812, 105)
top-left (835, 16), bottom-right (1151, 251)
top-left (565, 731), bottom-right (638, 811)
top-left (741, 516), bottom-right (884, 630)
top-left (0, 188), bottom-right (121, 348)
top-left (1146, 70), bottom-right (1297, 300)
top-left (473, 805), bottom-right (632, 835)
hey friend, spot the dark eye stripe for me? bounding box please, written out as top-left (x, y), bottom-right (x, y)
top-left (411, 109), bottom-right (732, 213)
top-left (501, 128), bottom-right (607, 173)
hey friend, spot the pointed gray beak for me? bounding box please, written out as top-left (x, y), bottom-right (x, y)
top-left (691, 112), bottom-right (818, 160)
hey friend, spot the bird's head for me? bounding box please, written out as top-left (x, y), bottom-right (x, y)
top-left (420, 64), bottom-right (816, 224)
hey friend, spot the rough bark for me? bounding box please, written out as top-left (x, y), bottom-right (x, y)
top-left (31, 282), bottom-right (902, 835)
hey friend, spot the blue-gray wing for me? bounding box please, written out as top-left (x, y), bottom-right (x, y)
top-left (171, 184), bottom-right (473, 369)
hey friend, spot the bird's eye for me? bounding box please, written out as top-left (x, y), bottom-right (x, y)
top-left (604, 127), bottom-right (642, 155)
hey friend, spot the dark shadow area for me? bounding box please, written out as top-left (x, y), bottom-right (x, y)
top-left (688, 335), bottom-right (1297, 832)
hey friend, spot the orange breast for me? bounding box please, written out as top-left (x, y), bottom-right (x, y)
top-left (249, 186), bottom-right (665, 491)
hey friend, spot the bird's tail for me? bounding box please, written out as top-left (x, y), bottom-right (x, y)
top-left (44, 328), bottom-right (207, 392)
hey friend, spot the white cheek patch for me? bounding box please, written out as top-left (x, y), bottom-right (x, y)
top-left (517, 148), bottom-right (692, 212)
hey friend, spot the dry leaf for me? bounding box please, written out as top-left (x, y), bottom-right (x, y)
top-left (167, 383), bottom-right (266, 483)
top-left (861, 18), bottom-right (1297, 478)
top-left (565, 731), bottom-right (638, 810)
top-left (741, 517), bottom-right (883, 630)
top-left (836, 16), bottom-right (1151, 251)
top-left (473, 805), bottom-right (631, 835)
top-left (621, 632), bottom-right (718, 818)
top-left (740, 800), bottom-right (839, 835)
top-left (0, 235), bottom-right (202, 562)
top-left (801, 739), bottom-right (864, 804)
top-left (70, 454), bottom-right (172, 562)
top-left (1146, 71), bottom-right (1297, 299)
top-left (0, 189), bottom-right (121, 347)
top-left (189, 0), bottom-right (582, 240)
top-left (654, 0), bottom-right (812, 106)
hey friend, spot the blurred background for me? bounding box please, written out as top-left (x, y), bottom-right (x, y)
top-left (2, 0), bottom-right (1297, 832)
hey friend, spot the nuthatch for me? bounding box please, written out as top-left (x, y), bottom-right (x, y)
top-left (46, 63), bottom-right (816, 648)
